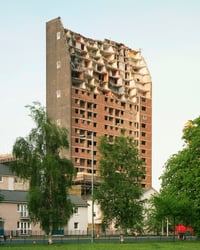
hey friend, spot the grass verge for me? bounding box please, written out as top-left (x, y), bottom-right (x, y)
top-left (1, 241), bottom-right (200, 250)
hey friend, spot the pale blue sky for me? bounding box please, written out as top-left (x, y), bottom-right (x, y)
top-left (0, 0), bottom-right (200, 190)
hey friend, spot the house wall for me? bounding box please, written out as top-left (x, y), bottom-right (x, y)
top-left (87, 200), bottom-right (102, 225)
top-left (67, 206), bottom-right (88, 234)
top-left (87, 200), bottom-right (102, 234)
top-left (0, 176), bottom-right (10, 190)
top-left (0, 164), bottom-right (88, 236)
top-left (142, 188), bottom-right (158, 200)
top-left (0, 202), bottom-right (41, 235)
top-left (0, 201), bottom-right (88, 236)
top-left (0, 176), bottom-right (29, 191)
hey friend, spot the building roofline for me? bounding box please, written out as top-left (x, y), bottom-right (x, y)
top-left (0, 190), bottom-right (88, 207)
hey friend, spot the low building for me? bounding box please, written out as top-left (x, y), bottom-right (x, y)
top-left (0, 189), bottom-right (88, 236)
top-left (0, 189), bottom-right (40, 236)
top-left (0, 163), bottom-right (88, 236)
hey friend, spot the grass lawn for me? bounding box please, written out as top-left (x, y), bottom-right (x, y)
top-left (1, 242), bottom-right (200, 250)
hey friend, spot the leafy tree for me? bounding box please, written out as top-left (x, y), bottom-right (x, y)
top-left (158, 116), bottom-right (200, 235)
top-left (10, 102), bottom-right (76, 244)
top-left (94, 134), bottom-right (144, 234)
top-left (148, 193), bottom-right (193, 238)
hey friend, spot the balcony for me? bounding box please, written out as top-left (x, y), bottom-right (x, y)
top-left (100, 45), bottom-right (114, 57)
top-left (86, 41), bottom-right (99, 51)
top-left (90, 50), bottom-right (101, 60)
top-left (84, 69), bottom-right (93, 79)
top-left (72, 70), bottom-right (84, 80)
top-left (20, 212), bottom-right (29, 220)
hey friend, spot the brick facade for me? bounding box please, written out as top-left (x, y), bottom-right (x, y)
top-left (46, 17), bottom-right (152, 195)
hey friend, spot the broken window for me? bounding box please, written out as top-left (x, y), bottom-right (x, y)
top-left (142, 106), bottom-right (146, 111)
top-left (56, 90), bottom-right (61, 98)
top-left (142, 115), bottom-right (147, 120)
top-left (56, 61), bottom-right (61, 69)
top-left (80, 100), bottom-right (85, 108)
top-left (141, 141), bottom-right (146, 145)
top-left (81, 43), bottom-right (85, 50)
top-left (56, 31), bottom-right (61, 40)
top-left (141, 123), bottom-right (146, 128)
top-left (141, 97), bottom-right (146, 102)
top-left (87, 102), bottom-right (92, 109)
top-left (115, 109), bottom-right (120, 116)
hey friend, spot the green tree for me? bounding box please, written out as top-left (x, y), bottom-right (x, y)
top-left (10, 102), bottom-right (76, 244)
top-left (158, 116), bottom-right (200, 235)
top-left (148, 193), bottom-right (193, 238)
top-left (94, 134), bottom-right (144, 235)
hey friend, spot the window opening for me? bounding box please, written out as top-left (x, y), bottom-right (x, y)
top-left (56, 31), bottom-right (61, 40)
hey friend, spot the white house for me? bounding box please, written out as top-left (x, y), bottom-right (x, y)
top-left (67, 194), bottom-right (88, 235)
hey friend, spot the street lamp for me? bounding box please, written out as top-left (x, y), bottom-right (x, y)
top-left (80, 132), bottom-right (94, 242)
top-left (91, 132), bottom-right (94, 243)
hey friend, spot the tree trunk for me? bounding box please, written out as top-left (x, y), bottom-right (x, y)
top-left (48, 225), bottom-right (53, 244)
top-left (119, 226), bottom-right (124, 243)
top-left (173, 217), bottom-right (176, 241)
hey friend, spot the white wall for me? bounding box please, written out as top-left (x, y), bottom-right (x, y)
top-left (87, 200), bottom-right (102, 225)
top-left (67, 206), bottom-right (88, 234)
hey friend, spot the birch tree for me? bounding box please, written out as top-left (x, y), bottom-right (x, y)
top-left (10, 102), bottom-right (75, 244)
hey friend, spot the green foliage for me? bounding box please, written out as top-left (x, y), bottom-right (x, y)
top-left (155, 116), bottom-right (200, 235)
top-left (149, 194), bottom-right (193, 233)
top-left (10, 102), bottom-right (76, 235)
top-left (0, 192), bottom-right (4, 202)
top-left (94, 135), bottom-right (144, 233)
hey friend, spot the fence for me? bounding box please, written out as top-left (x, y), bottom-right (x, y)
top-left (1, 235), bottom-right (196, 246)
top-left (1, 228), bottom-right (196, 239)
